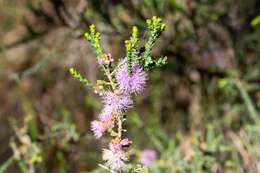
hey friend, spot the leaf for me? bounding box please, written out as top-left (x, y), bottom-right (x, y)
top-left (251, 16), bottom-right (260, 27)
top-left (155, 56), bottom-right (168, 67)
top-left (0, 157), bottom-right (14, 173)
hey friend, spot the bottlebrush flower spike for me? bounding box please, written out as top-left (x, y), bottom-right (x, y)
top-left (98, 106), bottom-right (114, 122)
top-left (69, 16), bottom-right (166, 172)
top-left (102, 138), bottom-right (131, 171)
top-left (116, 61), bottom-right (147, 94)
top-left (102, 146), bottom-right (128, 171)
top-left (91, 111), bottom-right (114, 139)
top-left (90, 120), bottom-right (106, 138)
top-left (102, 91), bottom-right (133, 112)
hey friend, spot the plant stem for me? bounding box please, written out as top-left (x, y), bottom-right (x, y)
top-left (105, 66), bottom-right (123, 139)
top-left (117, 114), bottom-right (123, 139)
top-left (0, 157), bottom-right (14, 173)
top-left (98, 164), bottom-right (117, 173)
top-left (234, 80), bottom-right (259, 123)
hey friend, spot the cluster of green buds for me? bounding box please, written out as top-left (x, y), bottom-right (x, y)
top-left (69, 16), bottom-right (167, 91)
top-left (146, 16), bottom-right (166, 35)
top-left (143, 16), bottom-right (167, 69)
top-left (125, 26), bottom-right (139, 74)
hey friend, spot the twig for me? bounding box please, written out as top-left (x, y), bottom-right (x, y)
top-left (234, 80), bottom-right (259, 123)
top-left (228, 132), bottom-right (252, 168)
top-left (98, 164), bottom-right (117, 173)
top-left (0, 156), bottom-right (14, 173)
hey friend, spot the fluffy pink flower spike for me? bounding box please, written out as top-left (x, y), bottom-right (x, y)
top-left (116, 61), bottom-right (147, 94)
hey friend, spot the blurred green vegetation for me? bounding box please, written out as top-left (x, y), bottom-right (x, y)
top-left (0, 0), bottom-right (259, 172)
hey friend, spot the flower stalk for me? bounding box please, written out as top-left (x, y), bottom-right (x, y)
top-left (69, 16), bottom-right (167, 171)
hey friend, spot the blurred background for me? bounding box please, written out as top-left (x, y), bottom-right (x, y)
top-left (0, 0), bottom-right (259, 172)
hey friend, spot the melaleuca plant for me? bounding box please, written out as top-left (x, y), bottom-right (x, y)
top-left (70, 16), bottom-right (167, 172)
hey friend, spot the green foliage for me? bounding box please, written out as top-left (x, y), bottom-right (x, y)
top-left (85, 24), bottom-right (104, 59)
top-left (251, 15), bottom-right (260, 27)
top-left (70, 16), bottom-right (167, 95)
top-left (9, 120), bottom-right (43, 173)
top-left (69, 67), bottom-right (94, 88)
top-left (143, 16), bottom-right (166, 70)
top-left (125, 26), bottom-right (139, 74)
top-left (155, 57), bottom-right (168, 67)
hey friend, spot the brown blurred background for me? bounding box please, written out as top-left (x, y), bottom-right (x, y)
top-left (0, 0), bottom-right (259, 172)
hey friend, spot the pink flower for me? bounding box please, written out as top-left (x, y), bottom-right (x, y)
top-left (98, 106), bottom-right (114, 122)
top-left (131, 63), bottom-right (147, 93)
top-left (98, 58), bottom-right (103, 65)
top-left (108, 138), bottom-right (132, 152)
top-left (116, 62), bottom-right (147, 94)
top-left (109, 143), bottom-right (122, 151)
top-left (91, 108), bottom-right (114, 138)
top-left (102, 91), bottom-right (133, 112)
top-left (140, 149), bottom-right (157, 167)
top-left (121, 138), bottom-right (130, 146)
top-left (90, 120), bottom-right (106, 138)
top-left (102, 144), bottom-right (128, 171)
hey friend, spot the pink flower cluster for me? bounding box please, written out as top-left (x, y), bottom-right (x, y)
top-left (116, 62), bottom-right (147, 94)
top-left (102, 138), bottom-right (131, 171)
top-left (90, 59), bottom-right (147, 170)
top-left (140, 149), bottom-right (157, 167)
top-left (90, 107), bottom-right (114, 138)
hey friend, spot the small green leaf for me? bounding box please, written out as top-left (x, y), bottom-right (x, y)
top-left (251, 16), bottom-right (260, 27)
top-left (69, 67), bottom-right (94, 88)
top-left (218, 79), bottom-right (229, 88)
top-left (155, 56), bottom-right (168, 67)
